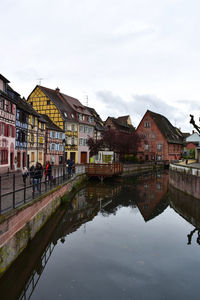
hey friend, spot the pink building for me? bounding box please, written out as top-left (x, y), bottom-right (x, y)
top-left (0, 75), bottom-right (16, 173)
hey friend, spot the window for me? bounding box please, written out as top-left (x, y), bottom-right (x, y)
top-left (31, 134), bottom-right (34, 143)
top-left (157, 155), bottom-right (162, 161)
top-left (47, 100), bottom-right (50, 105)
top-left (146, 133), bottom-right (149, 139)
top-left (71, 113), bottom-right (74, 118)
top-left (71, 137), bottom-right (75, 145)
top-left (32, 116), bottom-right (35, 126)
top-left (152, 133), bottom-right (156, 139)
top-left (31, 152), bottom-right (35, 162)
top-left (39, 137), bottom-right (43, 144)
top-left (0, 98), bottom-right (4, 110)
top-left (144, 122), bottom-right (150, 128)
top-left (51, 143), bottom-right (55, 150)
top-left (9, 125), bottom-right (12, 137)
top-left (145, 144), bottom-right (149, 151)
top-left (157, 144), bottom-right (162, 151)
top-left (78, 114), bottom-right (82, 121)
top-left (0, 149), bottom-right (8, 164)
top-left (79, 138), bottom-right (83, 146)
top-left (4, 100), bottom-right (9, 112)
top-left (1, 123), bottom-right (5, 136)
top-left (88, 116), bottom-right (94, 123)
top-left (71, 124), bottom-right (75, 131)
top-left (79, 125), bottom-right (84, 132)
top-left (84, 126), bottom-right (88, 133)
top-left (59, 144), bottom-right (63, 151)
top-left (39, 152), bottom-right (42, 161)
top-left (52, 131), bottom-right (55, 138)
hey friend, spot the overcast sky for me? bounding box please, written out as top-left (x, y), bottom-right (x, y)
top-left (1, 0), bottom-right (200, 132)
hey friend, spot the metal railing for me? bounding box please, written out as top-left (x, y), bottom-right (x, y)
top-left (0, 164), bottom-right (85, 215)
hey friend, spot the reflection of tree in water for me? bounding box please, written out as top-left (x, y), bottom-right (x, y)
top-left (187, 228), bottom-right (200, 245)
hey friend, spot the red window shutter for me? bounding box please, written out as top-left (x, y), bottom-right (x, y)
top-left (12, 126), bottom-right (15, 137)
top-left (0, 122), bottom-right (1, 136)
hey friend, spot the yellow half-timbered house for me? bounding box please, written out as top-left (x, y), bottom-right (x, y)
top-left (27, 86), bottom-right (79, 163)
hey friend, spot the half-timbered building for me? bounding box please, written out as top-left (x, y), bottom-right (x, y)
top-left (27, 85), bottom-right (95, 163)
top-left (27, 110), bottom-right (46, 168)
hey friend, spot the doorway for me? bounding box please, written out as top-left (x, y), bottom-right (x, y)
top-left (81, 152), bottom-right (87, 164)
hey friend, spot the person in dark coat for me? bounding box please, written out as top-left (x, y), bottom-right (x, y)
top-left (33, 163), bottom-right (42, 193)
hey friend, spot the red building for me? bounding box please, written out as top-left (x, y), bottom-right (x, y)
top-left (136, 110), bottom-right (184, 162)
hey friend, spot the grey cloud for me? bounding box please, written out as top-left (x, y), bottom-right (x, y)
top-left (95, 90), bottom-right (194, 132)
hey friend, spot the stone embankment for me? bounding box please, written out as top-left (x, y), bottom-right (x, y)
top-left (122, 162), bottom-right (164, 176)
top-left (0, 173), bottom-right (86, 276)
top-left (169, 163), bottom-right (200, 200)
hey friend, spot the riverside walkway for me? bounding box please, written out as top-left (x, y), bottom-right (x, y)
top-left (0, 165), bottom-right (85, 215)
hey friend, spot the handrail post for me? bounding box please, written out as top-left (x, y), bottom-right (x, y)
top-left (24, 180), bottom-right (26, 203)
top-left (13, 174), bottom-right (15, 209)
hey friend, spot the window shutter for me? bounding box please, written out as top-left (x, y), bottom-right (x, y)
top-left (0, 122), bottom-right (1, 135)
top-left (12, 126), bottom-right (15, 137)
top-left (50, 131), bottom-right (52, 138)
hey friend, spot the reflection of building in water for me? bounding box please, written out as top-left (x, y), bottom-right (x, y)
top-left (169, 184), bottom-right (200, 245)
top-left (136, 172), bottom-right (169, 222)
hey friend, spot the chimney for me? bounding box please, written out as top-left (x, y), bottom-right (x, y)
top-left (55, 87), bottom-right (60, 93)
top-left (192, 130), bottom-right (195, 134)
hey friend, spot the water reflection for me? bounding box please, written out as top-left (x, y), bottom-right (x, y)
top-left (169, 184), bottom-right (200, 246)
top-left (2, 171), bottom-right (194, 300)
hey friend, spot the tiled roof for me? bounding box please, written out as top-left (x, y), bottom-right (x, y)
top-left (85, 106), bottom-right (104, 131)
top-left (40, 114), bottom-right (64, 131)
top-left (148, 110), bottom-right (184, 144)
top-left (0, 74), bottom-right (10, 83)
top-left (105, 116), bottom-right (134, 132)
top-left (38, 85), bottom-right (91, 120)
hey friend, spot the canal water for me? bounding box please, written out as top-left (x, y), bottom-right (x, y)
top-left (1, 171), bottom-right (200, 300)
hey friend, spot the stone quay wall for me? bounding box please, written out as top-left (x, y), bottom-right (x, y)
top-left (169, 163), bottom-right (200, 200)
top-left (0, 174), bottom-right (86, 276)
top-left (122, 162), bottom-right (164, 176)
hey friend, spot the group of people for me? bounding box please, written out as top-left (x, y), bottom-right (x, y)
top-left (22, 159), bottom-right (75, 193)
top-left (66, 159), bottom-right (75, 177)
top-left (22, 161), bottom-right (52, 193)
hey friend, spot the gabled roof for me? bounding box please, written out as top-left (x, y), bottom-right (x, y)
top-left (141, 110), bottom-right (184, 144)
top-left (41, 114), bottom-right (64, 132)
top-left (85, 106), bottom-right (104, 131)
top-left (0, 74), bottom-right (10, 83)
top-left (105, 115), bottom-right (134, 132)
top-left (33, 85), bottom-right (91, 121)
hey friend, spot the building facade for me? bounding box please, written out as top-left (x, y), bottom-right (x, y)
top-left (41, 114), bottom-right (65, 165)
top-left (27, 86), bottom-right (79, 163)
top-left (0, 75), bottom-right (16, 173)
top-left (27, 112), bottom-right (46, 168)
top-left (27, 85), bottom-right (95, 164)
top-left (136, 110), bottom-right (183, 162)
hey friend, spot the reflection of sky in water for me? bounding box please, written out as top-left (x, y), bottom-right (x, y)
top-left (31, 201), bottom-right (200, 300)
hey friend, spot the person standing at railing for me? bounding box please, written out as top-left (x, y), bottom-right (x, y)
top-left (45, 161), bottom-right (52, 183)
top-left (22, 166), bottom-right (28, 184)
top-left (33, 163), bottom-right (42, 193)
